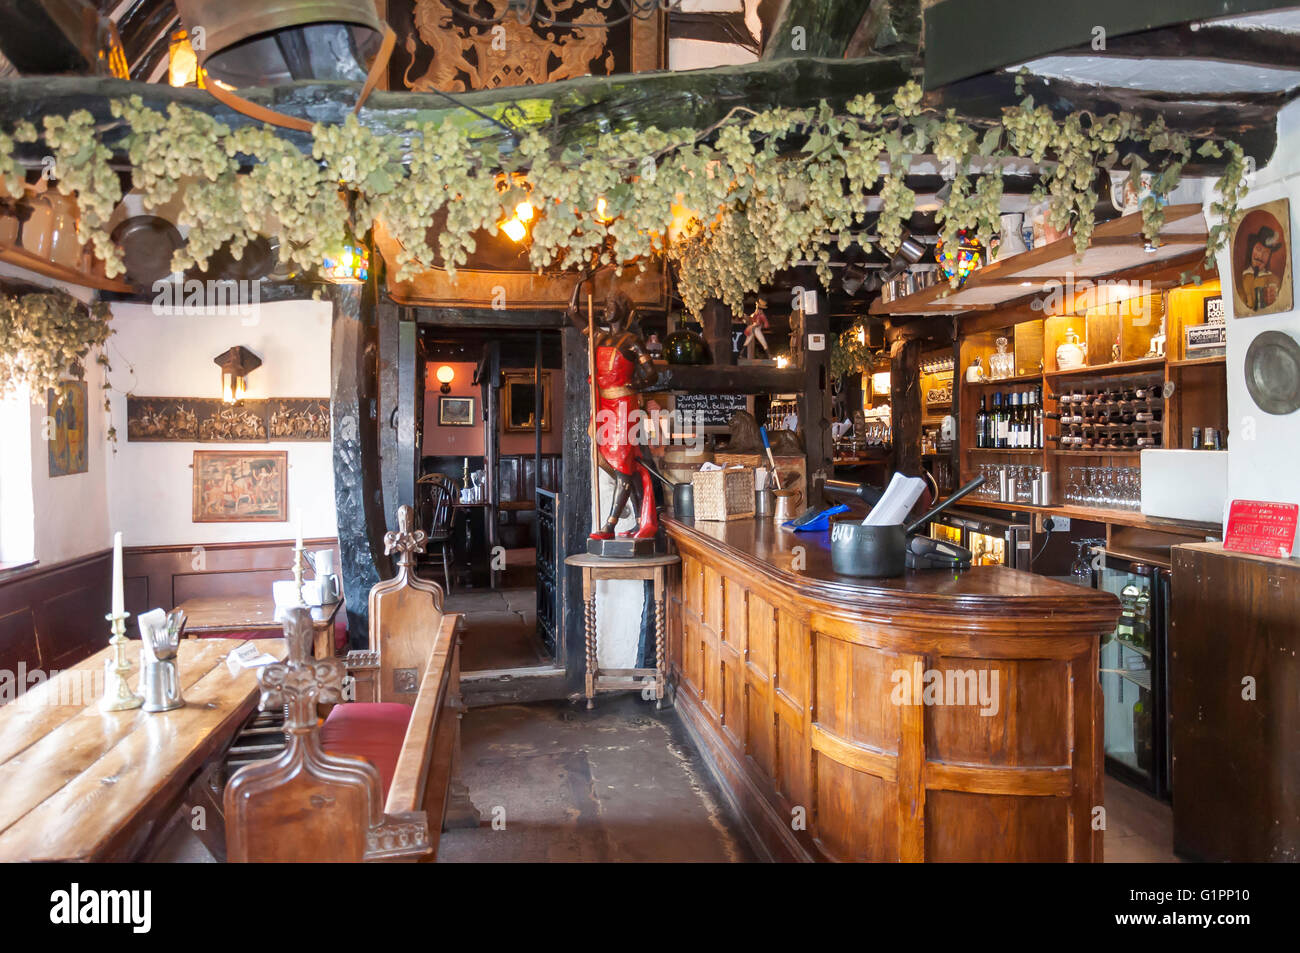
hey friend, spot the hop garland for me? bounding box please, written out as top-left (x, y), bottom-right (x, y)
top-left (0, 83), bottom-right (1247, 324)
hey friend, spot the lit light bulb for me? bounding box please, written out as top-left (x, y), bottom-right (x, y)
top-left (502, 217), bottom-right (527, 243)
top-left (595, 197), bottom-right (613, 224)
top-left (515, 201), bottom-right (534, 223)
top-left (775, 356), bottom-right (789, 369)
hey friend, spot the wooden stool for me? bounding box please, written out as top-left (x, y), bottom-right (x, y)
top-left (565, 552), bottom-right (680, 709)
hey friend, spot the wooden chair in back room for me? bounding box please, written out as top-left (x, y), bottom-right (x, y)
top-left (418, 472), bottom-right (459, 593)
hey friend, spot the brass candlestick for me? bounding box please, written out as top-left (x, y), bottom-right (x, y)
top-left (101, 611), bottom-right (143, 712)
top-left (292, 543), bottom-right (307, 606)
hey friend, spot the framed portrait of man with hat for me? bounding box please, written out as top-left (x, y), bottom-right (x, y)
top-left (1231, 198), bottom-right (1293, 318)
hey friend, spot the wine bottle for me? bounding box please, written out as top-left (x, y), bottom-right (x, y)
top-left (975, 396), bottom-right (987, 449)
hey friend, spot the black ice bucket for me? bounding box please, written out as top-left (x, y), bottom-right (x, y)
top-left (829, 475), bottom-right (986, 578)
top-left (830, 519), bottom-right (907, 577)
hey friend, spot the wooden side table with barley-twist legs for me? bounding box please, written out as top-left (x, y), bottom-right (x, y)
top-left (566, 553), bottom-right (680, 710)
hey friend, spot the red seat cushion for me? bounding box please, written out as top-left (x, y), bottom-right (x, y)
top-left (334, 616), bottom-right (349, 653)
top-left (320, 702), bottom-right (412, 799)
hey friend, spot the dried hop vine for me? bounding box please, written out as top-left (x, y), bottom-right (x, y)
top-left (0, 290), bottom-right (113, 404)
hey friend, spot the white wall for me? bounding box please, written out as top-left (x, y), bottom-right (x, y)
top-left (0, 270), bottom-right (110, 567)
top-left (1213, 99), bottom-right (1300, 554)
top-left (104, 299), bottom-right (337, 547)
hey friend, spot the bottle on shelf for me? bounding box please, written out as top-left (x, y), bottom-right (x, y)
top-left (975, 396), bottom-right (988, 449)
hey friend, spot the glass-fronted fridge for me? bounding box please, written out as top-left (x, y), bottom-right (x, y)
top-left (1094, 555), bottom-right (1171, 798)
top-left (926, 509), bottom-right (1032, 569)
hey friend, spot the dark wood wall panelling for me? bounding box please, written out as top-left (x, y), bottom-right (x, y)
top-left (0, 551), bottom-right (112, 678)
top-left (121, 538), bottom-right (342, 621)
top-left (0, 538), bottom-right (342, 681)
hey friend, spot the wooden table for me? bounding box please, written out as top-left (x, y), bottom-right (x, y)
top-left (565, 552), bottom-right (680, 709)
top-left (0, 637), bottom-right (287, 862)
top-left (177, 595), bottom-right (343, 659)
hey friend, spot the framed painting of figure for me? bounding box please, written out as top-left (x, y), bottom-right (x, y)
top-left (192, 450), bottom-right (288, 522)
top-left (46, 381), bottom-right (88, 477)
top-left (1231, 198), bottom-right (1293, 319)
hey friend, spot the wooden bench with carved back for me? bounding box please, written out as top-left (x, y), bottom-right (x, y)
top-left (223, 505), bottom-right (472, 861)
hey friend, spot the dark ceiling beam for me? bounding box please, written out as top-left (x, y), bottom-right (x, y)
top-left (923, 0), bottom-right (1300, 89)
top-left (930, 70), bottom-right (1278, 172)
top-left (669, 12), bottom-right (760, 54)
top-left (0, 54), bottom-right (914, 160)
top-left (1037, 22), bottom-right (1300, 72)
top-left (844, 0), bottom-right (923, 59)
top-left (761, 0), bottom-right (883, 60)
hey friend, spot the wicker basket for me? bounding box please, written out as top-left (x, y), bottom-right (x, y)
top-left (691, 467), bottom-right (755, 521)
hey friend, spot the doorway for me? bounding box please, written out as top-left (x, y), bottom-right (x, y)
top-left (415, 327), bottom-right (563, 678)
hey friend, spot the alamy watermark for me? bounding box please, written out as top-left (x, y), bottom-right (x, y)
top-left (1031, 274), bottom-right (1153, 318)
top-left (890, 662), bottom-right (1000, 716)
top-left (152, 278), bottom-right (262, 325)
top-left (0, 664), bottom-right (104, 708)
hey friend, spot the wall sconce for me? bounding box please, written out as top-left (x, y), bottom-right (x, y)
top-left (436, 364), bottom-right (455, 394)
top-left (214, 346), bottom-right (261, 405)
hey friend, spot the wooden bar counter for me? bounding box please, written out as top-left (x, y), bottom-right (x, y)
top-left (663, 516), bottom-right (1120, 862)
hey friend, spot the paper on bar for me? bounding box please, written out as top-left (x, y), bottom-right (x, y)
top-left (863, 472), bottom-right (926, 526)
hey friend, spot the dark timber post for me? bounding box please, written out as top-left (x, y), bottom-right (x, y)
top-left (331, 282), bottom-right (389, 648)
top-left (797, 283), bottom-right (833, 502)
top-left (560, 324), bottom-right (592, 690)
top-left (889, 326), bottom-right (923, 477)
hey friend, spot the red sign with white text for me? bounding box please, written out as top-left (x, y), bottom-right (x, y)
top-left (1224, 500), bottom-right (1299, 558)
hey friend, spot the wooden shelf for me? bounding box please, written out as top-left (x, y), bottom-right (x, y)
top-left (967, 447), bottom-right (1042, 455)
top-left (0, 240), bottom-right (133, 293)
top-left (963, 372), bottom-right (1043, 387)
top-left (1044, 356), bottom-right (1166, 379)
top-left (940, 497), bottom-right (1220, 536)
top-left (870, 205), bottom-right (1208, 317)
top-left (1167, 354), bottom-right (1226, 369)
top-left (1050, 449), bottom-right (1143, 457)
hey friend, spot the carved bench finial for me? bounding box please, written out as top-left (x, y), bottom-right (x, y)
top-left (384, 503), bottom-right (428, 570)
top-left (259, 606), bottom-right (345, 732)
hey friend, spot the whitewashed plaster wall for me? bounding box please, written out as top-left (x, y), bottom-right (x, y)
top-left (104, 299), bottom-right (337, 547)
top-left (1211, 98), bottom-right (1300, 554)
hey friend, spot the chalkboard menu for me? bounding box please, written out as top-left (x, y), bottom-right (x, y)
top-left (673, 393), bottom-right (749, 427)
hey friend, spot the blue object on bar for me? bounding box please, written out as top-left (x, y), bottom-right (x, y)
top-left (759, 426), bottom-right (772, 451)
top-left (784, 504), bottom-right (849, 532)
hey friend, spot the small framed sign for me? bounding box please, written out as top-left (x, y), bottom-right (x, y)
top-left (1224, 499), bottom-right (1298, 558)
top-left (439, 396), bottom-right (476, 427)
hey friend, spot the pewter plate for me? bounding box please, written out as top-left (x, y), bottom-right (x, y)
top-left (1245, 330), bottom-right (1300, 416)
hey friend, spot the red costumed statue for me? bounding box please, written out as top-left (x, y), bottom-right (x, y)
top-left (589, 292), bottom-right (659, 541)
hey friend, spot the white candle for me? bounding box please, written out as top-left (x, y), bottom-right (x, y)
top-left (111, 531), bottom-right (124, 618)
top-left (295, 509), bottom-right (304, 550)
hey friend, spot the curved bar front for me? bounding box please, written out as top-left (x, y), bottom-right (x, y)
top-left (663, 516), bottom-right (1120, 862)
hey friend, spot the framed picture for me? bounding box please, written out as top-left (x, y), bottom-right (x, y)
top-left (439, 396), bottom-right (475, 427)
top-left (501, 370), bottom-right (551, 432)
top-left (192, 450), bottom-right (288, 523)
top-left (1230, 198), bottom-right (1293, 318)
top-left (46, 381), bottom-right (88, 477)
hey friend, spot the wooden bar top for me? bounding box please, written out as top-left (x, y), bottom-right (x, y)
top-left (662, 514), bottom-right (1120, 862)
top-left (663, 515), bottom-right (1117, 625)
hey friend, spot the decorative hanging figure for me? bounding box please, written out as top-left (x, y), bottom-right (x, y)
top-left (743, 298), bottom-right (771, 358)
